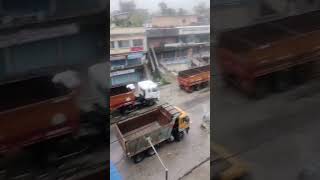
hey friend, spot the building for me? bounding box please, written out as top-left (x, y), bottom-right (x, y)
top-left (110, 27), bottom-right (148, 86)
top-left (146, 25), bottom-right (210, 72)
top-left (151, 15), bottom-right (199, 28)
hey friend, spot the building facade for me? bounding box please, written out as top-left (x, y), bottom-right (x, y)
top-left (146, 25), bottom-right (210, 72)
top-left (110, 27), bottom-right (148, 86)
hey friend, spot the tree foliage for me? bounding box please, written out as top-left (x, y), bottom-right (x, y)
top-left (193, 2), bottom-right (209, 16)
top-left (112, 1), bottom-right (149, 27)
top-left (119, 0), bottom-right (136, 12)
top-left (158, 2), bottom-right (177, 16)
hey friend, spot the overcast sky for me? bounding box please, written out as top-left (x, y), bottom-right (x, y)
top-left (110, 0), bottom-right (209, 13)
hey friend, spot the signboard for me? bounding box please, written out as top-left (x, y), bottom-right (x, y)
top-left (179, 26), bottom-right (210, 35)
top-left (110, 69), bottom-right (135, 77)
top-left (128, 52), bottom-right (144, 59)
top-left (130, 47), bottom-right (144, 52)
top-left (110, 55), bottom-right (126, 61)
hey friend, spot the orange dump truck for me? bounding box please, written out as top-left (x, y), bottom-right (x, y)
top-left (0, 75), bottom-right (80, 153)
top-left (216, 10), bottom-right (320, 97)
top-left (110, 85), bottom-right (136, 113)
top-left (177, 65), bottom-right (210, 92)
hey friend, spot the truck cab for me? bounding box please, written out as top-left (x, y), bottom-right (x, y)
top-left (171, 106), bottom-right (190, 141)
top-left (128, 80), bottom-right (160, 106)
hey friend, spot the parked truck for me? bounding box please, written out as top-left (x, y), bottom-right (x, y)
top-left (110, 80), bottom-right (160, 114)
top-left (178, 65), bottom-right (210, 92)
top-left (114, 103), bottom-right (190, 163)
top-left (216, 10), bottom-right (320, 97)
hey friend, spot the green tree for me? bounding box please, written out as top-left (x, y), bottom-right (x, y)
top-left (158, 2), bottom-right (177, 16)
top-left (112, 1), bottom-right (149, 27)
top-left (158, 2), bottom-right (168, 14)
top-left (119, 0), bottom-right (136, 13)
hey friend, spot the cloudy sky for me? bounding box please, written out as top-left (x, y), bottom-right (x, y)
top-left (110, 0), bottom-right (209, 13)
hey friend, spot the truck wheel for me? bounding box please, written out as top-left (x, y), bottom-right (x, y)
top-left (254, 78), bottom-right (270, 98)
top-left (273, 70), bottom-right (292, 92)
top-left (175, 131), bottom-right (184, 142)
top-left (146, 148), bottom-right (155, 156)
top-left (148, 100), bottom-right (155, 106)
top-left (133, 153), bottom-right (145, 164)
top-left (179, 131), bottom-right (184, 140)
top-left (119, 107), bottom-right (129, 115)
top-left (167, 135), bottom-right (175, 143)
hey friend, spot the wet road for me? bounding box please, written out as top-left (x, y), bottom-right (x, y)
top-left (213, 72), bottom-right (320, 179)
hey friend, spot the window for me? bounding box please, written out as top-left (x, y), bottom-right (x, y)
top-left (132, 39), bottom-right (143, 47)
top-left (118, 40), bottom-right (130, 48)
top-left (110, 41), bottom-right (115, 49)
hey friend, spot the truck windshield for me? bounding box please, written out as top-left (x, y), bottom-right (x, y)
top-left (152, 87), bottom-right (158, 92)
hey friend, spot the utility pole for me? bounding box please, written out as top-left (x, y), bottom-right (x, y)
top-left (146, 137), bottom-right (168, 180)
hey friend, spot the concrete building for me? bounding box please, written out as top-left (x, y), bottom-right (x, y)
top-left (146, 25), bottom-right (210, 72)
top-left (110, 27), bottom-right (148, 86)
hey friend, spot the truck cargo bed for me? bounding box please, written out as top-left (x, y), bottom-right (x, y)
top-left (123, 121), bottom-right (161, 142)
top-left (0, 75), bottom-right (79, 153)
top-left (0, 76), bottom-right (70, 112)
top-left (117, 108), bottom-right (171, 134)
top-left (216, 10), bottom-right (320, 95)
top-left (178, 65), bottom-right (210, 78)
top-left (178, 65), bottom-right (210, 92)
top-left (219, 10), bottom-right (320, 54)
top-left (110, 85), bottom-right (131, 96)
top-left (110, 84), bottom-right (135, 112)
top-left (115, 104), bottom-right (176, 157)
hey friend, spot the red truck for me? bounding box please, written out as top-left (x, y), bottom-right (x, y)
top-left (216, 10), bottom-right (320, 97)
top-left (177, 65), bottom-right (210, 93)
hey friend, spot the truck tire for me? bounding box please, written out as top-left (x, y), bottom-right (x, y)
top-left (253, 78), bottom-right (270, 98)
top-left (167, 135), bottom-right (175, 143)
top-left (133, 153), bottom-right (145, 164)
top-left (175, 131), bottom-right (184, 142)
top-left (147, 100), bottom-right (155, 106)
top-left (146, 148), bottom-right (155, 156)
top-left (119, 107), bottom-right (129, 115)
top-left (273, 70), bottom-right (292, 92)
top-left (195, 84), bottom-right (201, 91)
